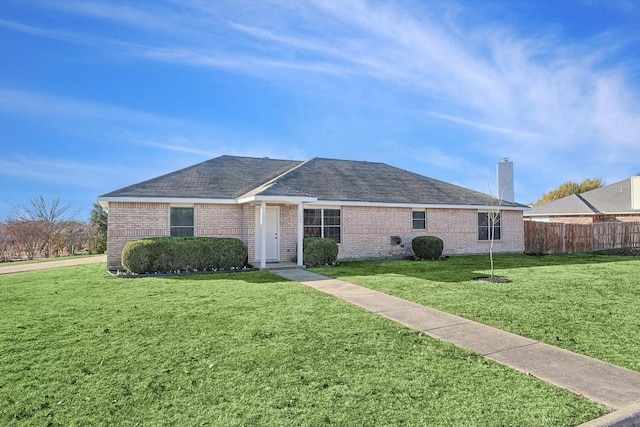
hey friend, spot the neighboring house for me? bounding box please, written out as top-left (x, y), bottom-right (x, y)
top-left (525, 176), bottom-right (640, 224)
top-left (98, 155), bottom-right (528, 270)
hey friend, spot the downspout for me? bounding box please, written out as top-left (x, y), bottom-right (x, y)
top-left (297, 202), bottom-right (304, 266)
top-left (260, 202), bottom-right (267, 269)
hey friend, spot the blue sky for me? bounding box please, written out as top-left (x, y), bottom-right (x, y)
top-left (1, 0), bottom-right (639, 221)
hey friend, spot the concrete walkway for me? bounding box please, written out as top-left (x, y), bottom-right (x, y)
top-left (274, 268), bottom-right (640, 425)
top-left (0, 254), bottom-right (107, 275)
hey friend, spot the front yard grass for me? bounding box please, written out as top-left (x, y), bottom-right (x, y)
top-left (313, 254), bottom-right (640, 373)
top-left (0, 263), bottom-right (603, 426)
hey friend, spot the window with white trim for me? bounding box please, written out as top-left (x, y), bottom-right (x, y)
top-left (412, 210), bottom-right (426, 230)
top-left (170, 207), bottom-right (194, 237)
top-left (478, 211), bottom-right (501, 241)
top-left (304, 208), bottom-right (341, 243)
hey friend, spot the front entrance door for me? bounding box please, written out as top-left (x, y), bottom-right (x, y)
top-left (255, 206), bottom-right (280, 261)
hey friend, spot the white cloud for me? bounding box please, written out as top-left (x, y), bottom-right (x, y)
top-left (3, 0), bottom-right (639, 201)
top-left (0, 87), bottom-right (191, 129)
top-left (0, 154), bottom-right (120, 189)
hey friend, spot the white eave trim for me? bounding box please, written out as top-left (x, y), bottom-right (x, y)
top-left (306, 200), bottom-right (530, 211)
top-left (98, 196), bottom-right (529, 211)
top-left (236, 195), bottom-right (318, 204)
top-left (525, 210), bottom-right (640, 217)
top-left (97, 197), bottom-right (238, 206)
top-left (524, 211), bottom-right (596, 217)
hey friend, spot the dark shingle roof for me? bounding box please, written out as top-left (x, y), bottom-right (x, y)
top-left (526, 178), bottom-right (638, 216)
top-left (101, 155), bottom-right (526, 207)
top-left (100, 155), bottom-right (302, 199)
top-left (258, 157), bottom-right (523, 207)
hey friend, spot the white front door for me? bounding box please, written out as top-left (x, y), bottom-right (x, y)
top-left (255, 206), bottom-right (280, 261)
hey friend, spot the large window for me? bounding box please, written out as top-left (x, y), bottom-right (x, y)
top-left (304, 208), bottom-right (341, 243)
top-left (412, 210), bottom-right (426, 230)
top-left (170, 207), bottom-right (194, 237)
top-left (478, 211), bottom-right (501, 241)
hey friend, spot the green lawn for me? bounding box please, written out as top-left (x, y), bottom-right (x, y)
top-left (313, 254), bottom-right (640, 373)
top-left (0, 263), bottom-right (603, 426)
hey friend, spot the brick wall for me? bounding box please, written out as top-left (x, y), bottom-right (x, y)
top-left (106, 202), bottom-right (525, 269)
top-left (338, 206), bottom-right (524, 259)
top-left (279, 205), bottom-right (299, 262)
top-left (106, 202), bottom-right (170, 270)
top-left (195, 204), bottom-right (243, 237)
top-left (106, 202), bottom-right (244, 270)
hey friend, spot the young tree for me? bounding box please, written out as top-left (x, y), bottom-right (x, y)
top-left (535, 178), bottom-right (603, 206)
top-left (487, 199), bottom-right (501, 281)
top-left (89, 202), bottom-right (108, 254)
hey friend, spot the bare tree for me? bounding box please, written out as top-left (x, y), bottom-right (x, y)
top-left (61, 221), bottom-right (91, 255)
top-left (4, 220), bottom-right (48, 260)
top-left (484, 182), bottom-right (504, 281)
top-left (12, 196), bottom-right (78, 258)
top-left (487, 204), bottom-right (501, 281)
top-left (0, 222), bottom-right (19, 262)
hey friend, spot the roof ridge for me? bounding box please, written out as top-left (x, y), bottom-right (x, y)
top-left (238, 158), bottom-right (310, 198)
top-left (575, 193), bottom-right (600, 213)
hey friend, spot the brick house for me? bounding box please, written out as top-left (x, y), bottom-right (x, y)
top-left (524, 176), bottom-right (640, 224)
top-left (98, 155), bottom-right (528, 270)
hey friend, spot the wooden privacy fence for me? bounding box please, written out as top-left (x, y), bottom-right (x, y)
top-left (524, 221), bottom-right (640, 254)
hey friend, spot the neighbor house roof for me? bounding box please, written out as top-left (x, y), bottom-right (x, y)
top-left (100, 155), bottom-right (527, 209)
top-left (525, 177), bottom-right (640, 217)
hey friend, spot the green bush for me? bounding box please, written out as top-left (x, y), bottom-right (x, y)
top-left (412, 236), bottom-right (444, 260)
top-left (303, 237), bottom-right (339, 267)
top-left (121, 237), bottom-right (248, 274)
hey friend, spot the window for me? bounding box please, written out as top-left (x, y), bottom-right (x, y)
top-left (412, 210), bottom-right (426, 230)
top-left (478, 211), bottom-right (501, 241)
top-left (170, 207), bottom-right (194, 237)
top-left (304, 208), bottom-right (341, 243)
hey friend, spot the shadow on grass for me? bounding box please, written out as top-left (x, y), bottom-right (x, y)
top-left (312, 254), bottom-right (635, 283)
top-left (166, 270), bottom-right (290, 284)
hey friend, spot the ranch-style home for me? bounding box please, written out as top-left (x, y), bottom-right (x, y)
top-left (524, 176), bottom-right (640, 224)
top-left (98, 155), bottom-right (528, 270)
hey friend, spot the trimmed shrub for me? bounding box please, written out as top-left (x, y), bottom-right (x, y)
top-left (121, 239), bottom-right (155, 274)
top-left (121, 237), bottom-right (248, 274)
top-left (303, 237), bottom-right (339, 267)
top-left (412, 236), bottom-right (444, 260)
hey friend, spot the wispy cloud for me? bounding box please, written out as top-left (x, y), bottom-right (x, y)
top-left (0, 18), bottom-right (147, 50)
top-left (425, 112), bottom-right (542, 140)
top-left (0, 87), bottom-right (189, 128)
top-left (131, 138), bottom-right (218, 157)
top-left (2, 0), bottom-right (639, 201)
top-left (0, 154), bottom-right (120, 189)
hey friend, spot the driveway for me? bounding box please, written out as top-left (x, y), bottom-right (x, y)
top-left (0, 255), bottom-right (107, 275)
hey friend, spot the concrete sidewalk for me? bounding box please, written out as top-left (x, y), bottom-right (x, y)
top-left (274, 268), bottom-right (640, 425)
top-left (0, 254), bottom-right (107, 275)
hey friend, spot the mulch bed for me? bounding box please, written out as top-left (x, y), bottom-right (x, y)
top-left (109, 266), bottom-right (259, 278)
top-left (474, 276), bottom-right (511, 283)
